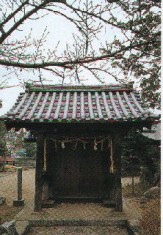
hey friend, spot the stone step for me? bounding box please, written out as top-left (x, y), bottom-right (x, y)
top-left (28, 218), bottom-right (128, 227)
top-left (26, 225), bottom-right (129, 235)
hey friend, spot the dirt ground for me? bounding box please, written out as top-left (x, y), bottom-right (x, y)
top-left (0, 168), bottom-right (140, 235)
top-left (0, 169), bottom-right (35, 224)
top-left (0, 168), bottom-right (139, 206)
top-left (0, 204), bottom-right (22, 224)
top-left (0, 169), bottom-right (35, 206)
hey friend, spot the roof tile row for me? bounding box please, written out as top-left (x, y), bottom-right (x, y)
top-left (4, 85), bottom-right (153, 123)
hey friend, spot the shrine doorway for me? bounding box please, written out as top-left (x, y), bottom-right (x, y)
top-left (47, 141), bottom-right (112, 200)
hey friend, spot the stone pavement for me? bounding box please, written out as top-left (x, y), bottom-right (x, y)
top-left (14, 203), bottom-right (130, 235)
top-left (15, 202), bottom-right (126, 221)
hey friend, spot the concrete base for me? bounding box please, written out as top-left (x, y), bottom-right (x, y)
top-left (13, 199), bottom-right (24, 207)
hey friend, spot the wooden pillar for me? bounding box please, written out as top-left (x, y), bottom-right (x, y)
top-left (45, 139), bottom-right (55, 199)
top-left (112, 133), bottom-right (123, 212)
top-left (34, 132), bottom-right (44, 212)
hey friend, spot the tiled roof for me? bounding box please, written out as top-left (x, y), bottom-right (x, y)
top-left (3, 84), bottom-right (157, 123)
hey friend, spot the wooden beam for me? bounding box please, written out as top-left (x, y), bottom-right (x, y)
top-left (112, 133), bottom-right (123, 212)
top-left (34, 132), bottom-right (44, 212)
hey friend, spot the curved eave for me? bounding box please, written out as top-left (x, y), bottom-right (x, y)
top-left (2, 116), bottom-right (158, 131)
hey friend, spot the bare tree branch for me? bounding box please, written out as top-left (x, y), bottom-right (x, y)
top-left (0, 0), bottom-right (161, 108)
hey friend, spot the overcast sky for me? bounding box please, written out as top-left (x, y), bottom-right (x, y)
top-left (0, 1), bottom-right (160, 115)
top-left (0, 1), bottom-right (119, 115)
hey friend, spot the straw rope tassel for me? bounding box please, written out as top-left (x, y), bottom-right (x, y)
top-left (110, 138), bottom-right (114, 173)
top-left (43, 138), bottom-right (47, 171)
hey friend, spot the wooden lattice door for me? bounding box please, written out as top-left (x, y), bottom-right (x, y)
top-left (53, 142), bottom-right (110, 199)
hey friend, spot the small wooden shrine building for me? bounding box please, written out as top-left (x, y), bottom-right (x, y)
top-left (1, 83), bottom-right (157, 212)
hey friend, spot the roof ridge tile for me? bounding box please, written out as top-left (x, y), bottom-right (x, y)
top-left (25, 83), bottom-right (134, 92)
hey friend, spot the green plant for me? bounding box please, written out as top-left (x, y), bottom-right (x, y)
top-left (121, 129), bottom-right (160, 185)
